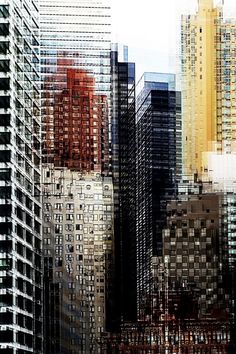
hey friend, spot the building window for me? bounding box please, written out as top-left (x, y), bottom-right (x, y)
top-left (55, 225), bottom-right (63, 234)
top-left (66, 214), bottom-right (74, 221)
top-left (54, 214), bottom-right (63, 223)
top-left (65, 224), bottom-right (74, 231)
top-left (66, 203), bottom-right (74, 211)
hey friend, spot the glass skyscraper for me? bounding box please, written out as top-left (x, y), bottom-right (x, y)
top-left (111, 46), bottom-right (136, 323)
top-left (136, 73), bottom-right (180, 317)
top-left (40, 0), bottom-right (112, 164)
top-left (40, 0), bottom-right (111, 92)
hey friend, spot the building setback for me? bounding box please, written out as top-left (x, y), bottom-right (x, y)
top-left (0, 1), bottom-right (42, 353)
top-left (136, 73), bottom-right (180, 317)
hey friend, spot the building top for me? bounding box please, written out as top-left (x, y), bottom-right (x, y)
top-left (198, 0), bottom-right (214, 9)
top-left (136, 72), bottom-right (176, 97)
top-left (136, 72), bottom-right (176, 121)
top-left (198, 0), bottom-right (225, 9)
top-left (111, 43), bottom-right (130, 63)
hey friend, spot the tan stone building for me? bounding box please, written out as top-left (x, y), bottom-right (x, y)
top-left (43, 168), bottom-right (114, 353)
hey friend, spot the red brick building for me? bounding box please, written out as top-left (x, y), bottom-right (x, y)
top-left (43, 61), bottom-right (109, 174)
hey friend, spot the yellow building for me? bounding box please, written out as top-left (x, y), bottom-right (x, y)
top-left (181, 0), bottom-right (222, 178)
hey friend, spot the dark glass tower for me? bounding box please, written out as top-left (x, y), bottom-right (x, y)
top-left (136, 73), bottom-right (181, 316)
top-left (111, 46), bottom-right (137, 323)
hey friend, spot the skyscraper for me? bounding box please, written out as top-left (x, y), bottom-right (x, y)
top-left (0, 0), bottom-right (42, 353)
top-left (40, 0), bottom-right (111, 92)
top-left (181, 0), bottom-right (220, 177)
top-left (45, 66), bottom-right (109, 173)
top-left (111, 45), bottom-right (136, 322)
top-left (136, 73), bottom-right (180, 316)
top-left (40, 1), bottom-right (113, 352)
top-left (40, 0), bottom-right (111, 164)
top-left (182, 0), bottom-right (236, 179)
top-left (181, 1), bottom-right (236, 348)
top-left (163, 192), bottom-right (231, 318)
top-left (43, 169), bottom-right (114, 354)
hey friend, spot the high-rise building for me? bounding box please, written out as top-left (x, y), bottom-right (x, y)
top-left (111, 45), bottom-right (136, 323)
top-left (181, 0), bottom-right (220, 177)
top-left (40, 0), bottom-right (111, 92)
top-left (0, 1), bottom-right (42, 353)
top-left (42, 62), bottom-right (113, 354)
top-left (44, 66), bottom-right (109, 174)
top-left (40, 1), bottom-right (113, 352)
top-left (163, 192), bottom-right (231, 318)
top-left (181, 0), bottom-right (236, 179)
top-left (160, 182), bottom-right (236, 351)
top-left (43, 169), bottom-right (114, 354)
top-left (40, 0), bottom-right (111, 164)
top-left (136, 73), bottom-right (181, 316)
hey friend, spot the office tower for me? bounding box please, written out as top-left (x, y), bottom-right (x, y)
top-left (136, 73), bottom-right (181, 316)
top-left (160, 187), bottom-right (236, 352)
top-left (221, 192), bottom-right (236, 350)
top-left (40, 0), bottom-right (111, 164)
top-left (42, 70), bottom-right (113, 353)
top-left (182, 0), bottom-right (236, 179)
top-left (0, 1), bottom-right (42, 353)
top-left (43, 169), bottom-right (113, 354)
top-left (111, 45), bottom-right (136, 322)
top-left (40, 0), bottom-right (111, 92)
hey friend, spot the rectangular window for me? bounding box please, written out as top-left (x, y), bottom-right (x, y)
top-left (76, 224), bottom-right (82, 231)
top-left (66, 203), bottom-right (74, 211)
top-left (76, 234), bottom-right (83, 241)
top-left (54, 214), bottom-right (63, 223)
top-left (0, 150), bottom-right (10, 162)
top-left (54, 203), bottom-right (63, 210)
top-left (66, 214), bottom-right (74, 221)
top-left (55, 225), bottom-right (63, 234)
top-left (65, 224), bottom-right (74, 232)
top-left (43, 227), bottom-right (51, 234)
top-left (65, 234), bottom-right (74, 242)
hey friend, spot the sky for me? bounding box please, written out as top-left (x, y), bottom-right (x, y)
top-left (112, 0), bottom-right (236, 79)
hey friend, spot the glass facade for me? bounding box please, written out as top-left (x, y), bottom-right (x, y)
top-left (40, 0), bottom-right (111, 164)
top-left (40, 0), bottom-right (111, 93)
top-left (0, 0), bottom-right (42, 353)
top-left (136, 73), bottom-right (180, 317)
top-left (111, 46), bottom-right (136, 323)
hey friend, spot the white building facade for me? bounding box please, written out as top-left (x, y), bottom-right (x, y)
top-left (0, 0), bottom-right (42, 353)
